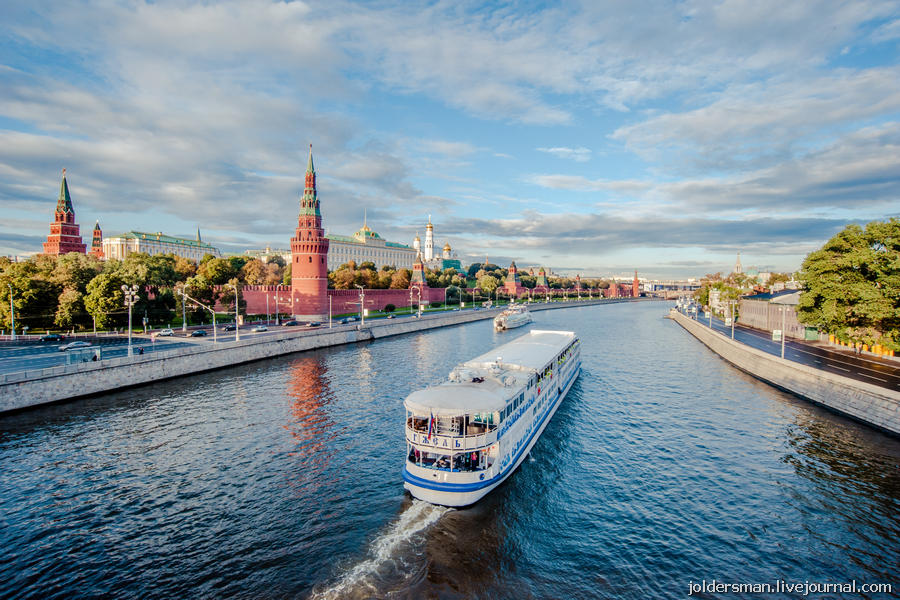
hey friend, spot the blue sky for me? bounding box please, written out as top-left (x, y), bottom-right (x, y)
top-left (1, 0), bottom-right (898, 279)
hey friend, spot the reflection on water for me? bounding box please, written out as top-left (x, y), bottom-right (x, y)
top-left (0, 303), bottom-right (898, 600)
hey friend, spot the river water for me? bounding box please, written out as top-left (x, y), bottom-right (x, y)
top-left (1, 302), bottom-right (898, 599)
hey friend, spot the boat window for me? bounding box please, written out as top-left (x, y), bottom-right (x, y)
top-left (408, 447), bottom-right (493, 472)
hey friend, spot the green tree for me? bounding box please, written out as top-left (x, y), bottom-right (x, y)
top-left (282, 263), bottom-right (292, 286)
top-left (84, 272), bottom-right (126, 329)
top-left (478, 274), bottom-right (499, 295)
top-left (241, 259), bottom-right (269, 285)
top-left (797, 219), bottom-right (900, 348)
top-left (0, 260), bottom-right (61, 331)
top-left (199, 258), bottom-right (237, 285)
top-left (174, 255), bottom-right (197, 281)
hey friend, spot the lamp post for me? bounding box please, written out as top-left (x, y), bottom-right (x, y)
top-left (7, 283), bottom-right (15, 341)
top-left (781, 305), bottom-right (786, 359)
top-left (121, 284), bottom-right (138, 356)
top-left (229, 282), bottom-right (240, 341)
top-left (274, 286), bottom-right (280, 325)
top-left (178, 288), bottom-right (217, 343)
top-left (355, 284), bottom-right (365, 326)
top-left (329, 295), bottom-right (332, 328)
top-left (409, 286), bottom-right (421, 317)
top-left (731, 301), bottom-right (735, 340)
top-left (178, 283), bottom-right (188, 332)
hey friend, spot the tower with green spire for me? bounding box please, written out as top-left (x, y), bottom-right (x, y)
top-left (43, 168), bottom-right (86, 255)
top-left (290, 145), bottom-right (330, 320)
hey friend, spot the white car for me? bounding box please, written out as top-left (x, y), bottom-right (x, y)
top-left (59, 341), bottom-right (92, 352)
top-left (158, 328), bottom-right (175, 336)
top-left (252, 325), bottom-right (268, 332)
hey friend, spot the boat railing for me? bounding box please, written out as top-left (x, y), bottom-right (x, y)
top-left (405, 425), bottom-right (498, 450)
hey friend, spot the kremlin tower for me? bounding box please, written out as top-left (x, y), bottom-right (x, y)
top-left (43, 169), bottom-right (86, 256)
top-left (504, 261), bottom-right (525, 296)
top-left (90, 221), bottom-right (104, 259)
top-left (633, 271), bottom-right (640, 297)
top-left (290, 146), bottom-right (330, 321)
top-left (411, 251), bottom-right (427, 287)
top-left (424, 216), bottom-right (434, 261)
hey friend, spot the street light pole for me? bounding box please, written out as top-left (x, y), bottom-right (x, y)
top-left (731, 301), bottom-right (735, 339)
top-left (230, 282), bottom-right (240, 341)
top-left (179, 284), bottom-right (187, 332)
top-left (7, 283), bottom-right (15, 341)
top-left (329, 295), bottom-right (332, 328)
top-left (179, 288), bottom-right (218, 343)
top-left (355, 284), bottom-right (365, 326)
top-left (781, 305), bottom-right (786, 359)
top-left (121, 284), bottom-right (138, 357)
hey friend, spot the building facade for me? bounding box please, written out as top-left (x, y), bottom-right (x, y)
top-left (102, 230), bottom-right (221, 262)
top-left (327, 221), bottom-right (417, 270)
top-left (43, 169), bottom-right (87, 256)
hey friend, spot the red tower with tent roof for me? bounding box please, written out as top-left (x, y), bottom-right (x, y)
top-left (290, 146), bottom-right (330, 321)
top-left (43, 169), bottom-right (86, 256)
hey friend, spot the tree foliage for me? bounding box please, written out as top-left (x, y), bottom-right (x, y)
top-left (797, 219), bottom-right (900, 348)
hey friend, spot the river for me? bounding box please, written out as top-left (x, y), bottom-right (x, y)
top-left (1, 301), bottom-right (898, 599)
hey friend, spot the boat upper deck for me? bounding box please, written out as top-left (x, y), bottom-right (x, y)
top-left (404, 330), bottom-right (576, 417)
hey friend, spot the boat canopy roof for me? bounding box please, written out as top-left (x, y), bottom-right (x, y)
top-left (404, 330), bottom-right (576, 417)
top-left (465, 330), bottom-right (575, 372)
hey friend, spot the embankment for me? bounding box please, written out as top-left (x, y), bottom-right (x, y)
top-left (1, 297), bottom-right (641, 412)
top-left (669, 309), bottom-right (900, 436)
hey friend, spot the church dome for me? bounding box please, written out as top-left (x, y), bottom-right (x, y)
top-left (443, 242), bottom-right (451, 251)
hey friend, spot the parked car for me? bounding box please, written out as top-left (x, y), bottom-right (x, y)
top-left (190, 330), bottom-right (207, 337)
top-left (281, 320), bottom-right (300, 327)
top-left (252, 325), bottom-right (268, 332)
top-left (58, 341), bottom-right (91, 352)
top-left (222, 324), bottom-right (237, 331)
top-left (157, 328), bottom-right (175, 336)
top-left (306, 321), bottom-right (322, 327)
top-left (40, 333), bottom-right (65, 342)
top-left (349, 316), bottom-right (360, 322)
top-left (386, 314), bottom-right (395, 319)
top-left (338, 318), bottom-right (350, 324)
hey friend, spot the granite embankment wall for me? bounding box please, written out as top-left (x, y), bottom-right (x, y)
top-left (669, 310), bottom-right (900, 436)
top-left (1, 297), bottom-right (642, 412)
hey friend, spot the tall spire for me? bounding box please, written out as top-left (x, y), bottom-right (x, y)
top-left (300, 144), bottom-right (320, 217)
top-left (196, 227), bottom-right (201, 242)
top-left (56, 168), bottom-right (74, 215)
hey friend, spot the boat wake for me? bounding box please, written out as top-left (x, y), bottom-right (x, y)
top-left (310, 500), bottom-right (451, 599)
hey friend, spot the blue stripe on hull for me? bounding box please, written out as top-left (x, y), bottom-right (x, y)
top-left (403, 360), bottom-right (581, 495)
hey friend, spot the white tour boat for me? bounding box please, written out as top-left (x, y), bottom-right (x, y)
top-left (493, 304), bottom-right (533, 331)
top-left (402, 330), bottom-right (581, 506)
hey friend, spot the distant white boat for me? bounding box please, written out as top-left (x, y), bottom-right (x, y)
top-left (493, 305), bottom-right (532, 331)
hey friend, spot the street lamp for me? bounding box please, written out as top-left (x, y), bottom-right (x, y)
top-left (731, 301), bottom-right (736, 340)
top-left (228, 282), bottom-right (241, 341)
top-left (177, 283), bottom-right (188, 332)
top-left (121, 284), bottom-right (139, 357)
top-left (355, 284), bottom-right (365, 326)
top-left (178, 287), bottom-right (217, 343)
top-left (780, 305), bottom-right (786, 359)
top-left (409, 286), bottom-right (421, 317)
top-left (7, 283), bottom-right (15, 341)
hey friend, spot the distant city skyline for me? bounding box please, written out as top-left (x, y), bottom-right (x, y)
top-left (1, 1), bottom-right (898, 279)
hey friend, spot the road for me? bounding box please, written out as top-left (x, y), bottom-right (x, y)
top-left (684, 309), bottom-right (900, 392)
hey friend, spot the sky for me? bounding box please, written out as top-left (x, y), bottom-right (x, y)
top-left (1, 0), bottom-right (898, 279)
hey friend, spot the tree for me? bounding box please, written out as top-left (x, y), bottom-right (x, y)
top-left (241, 259), bottom-right (269, 285)
top-left (84, 272), bottom-right (126, 329)
top-left (174, 256), bottom-right (197, 281)
top-left (478, 274), bottom-right (499, 295)
top-left (282, 263), bottom-right (292, 286)
top-left (390, 269), bottom-right (411, 289)
top-left (0, 259), bottom-right (61, 331)
top-left (267, 254), bottom-right (286, 268)
top-left (55, 289), bottom-right (86, 329)
top-left (228, 256), bottom-right (248, 272)
top-left (798, 219), bottom-right (900, 348)
top-left (199, 257), bottom-right (237, 285)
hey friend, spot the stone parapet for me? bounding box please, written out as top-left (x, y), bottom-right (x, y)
top-left (670, 310), bottom-right (900, 436)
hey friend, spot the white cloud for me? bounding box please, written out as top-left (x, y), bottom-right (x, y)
top-left (536, 147), bottom-right (592, 162)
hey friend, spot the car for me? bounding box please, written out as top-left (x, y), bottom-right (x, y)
top-left (190, 330), bottom-right (207, 337)
top-left (58, 341), bottom-right (91, 352)
top-left (157, 328), bottom-right (175, 336)
top-left (338, 318), bottom-right (350, 324)
top-left (306, 321), bottom-right (321, 327)
top-left (222, 324), bottom-right (237, 331)
top-left (281, 320), bottom-right (300, 327)
top-left (349, 316), bottom-right (360, 322)
top-left (252, 325), bottom-right (268, 332)
top-left (40, 333), bottom-right (65, 342)
top-left (386, 314), bottom-right (395, 319)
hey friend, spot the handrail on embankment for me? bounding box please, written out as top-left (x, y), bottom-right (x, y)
top-left (668, 309), bottom-right (900, 437)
